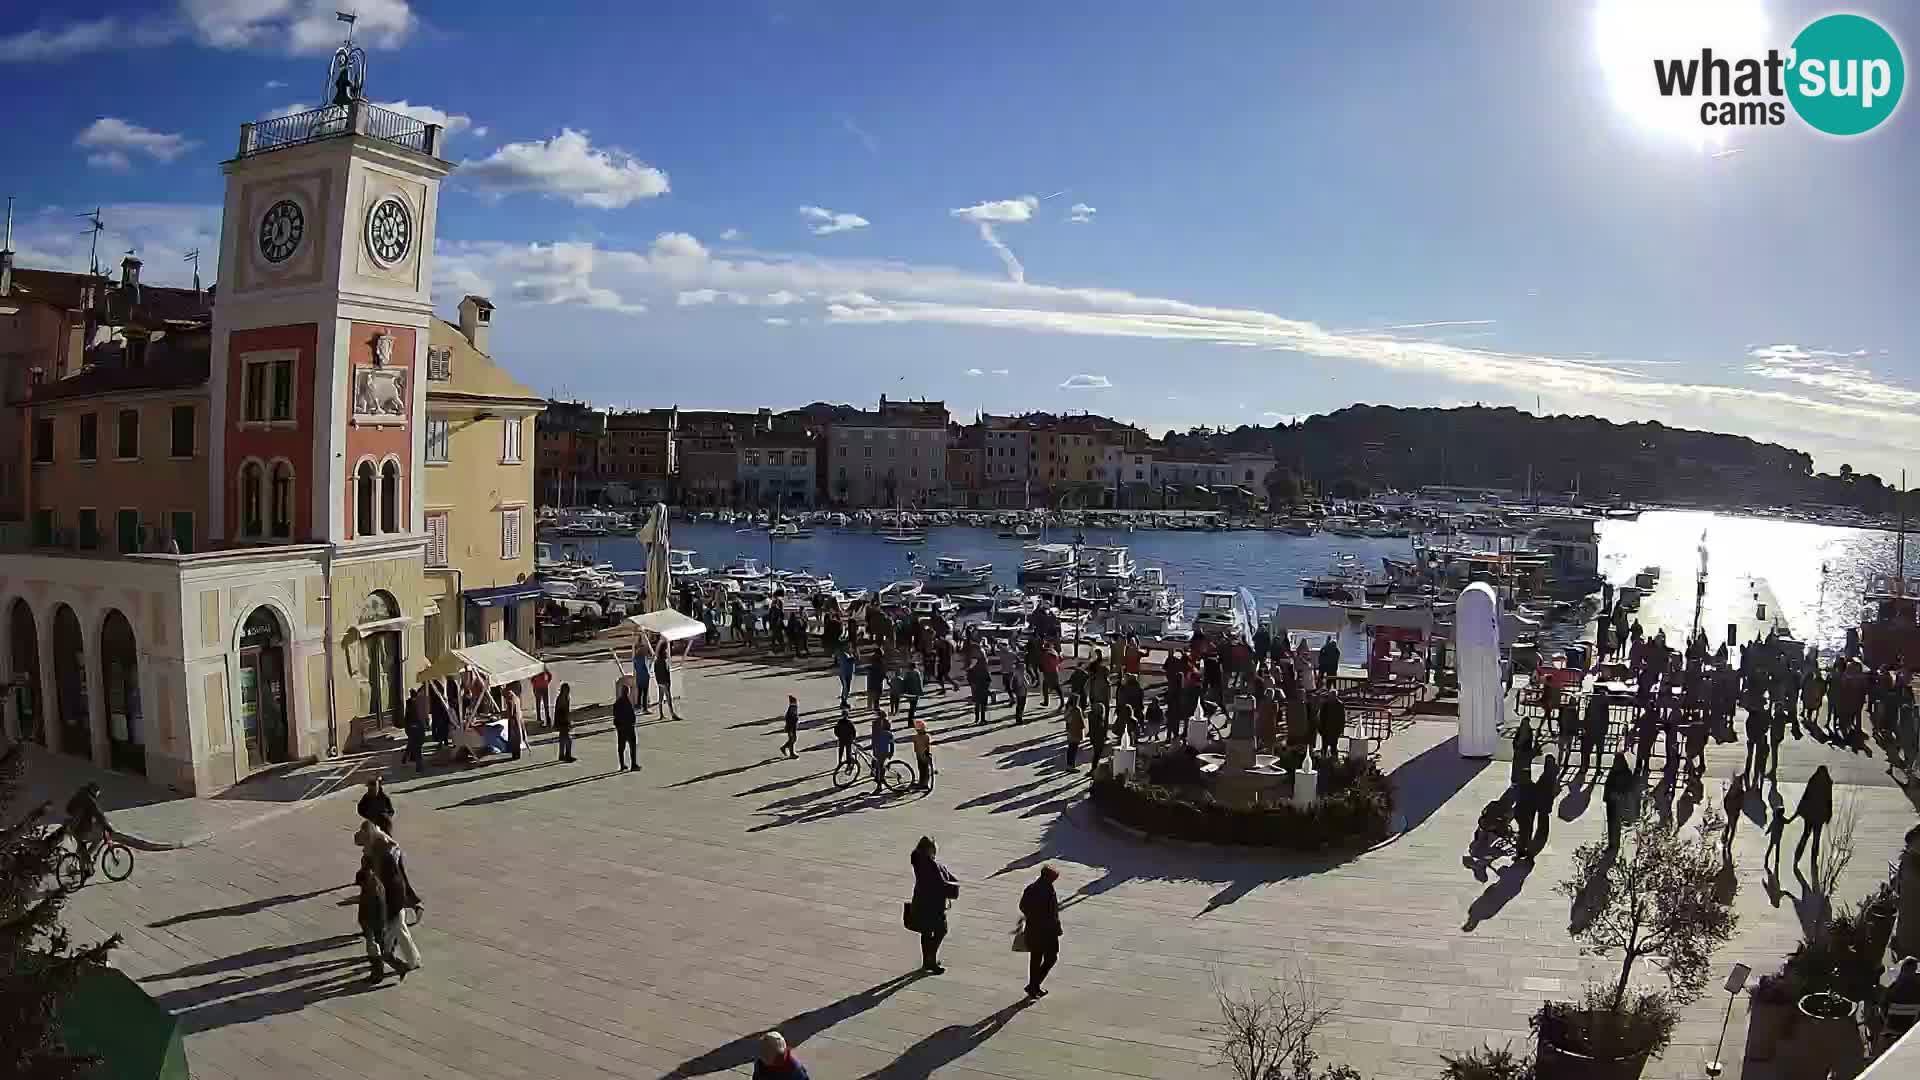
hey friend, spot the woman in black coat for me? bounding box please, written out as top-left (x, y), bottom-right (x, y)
top-left (358, 777), bottom-right (395, 835)
top-left (909, 836), bottom-right (958, 973)
top-left (1603, 752), bottom-right (1635, 850)
top-left (1793, 764), bottom-right (1835, 871)
top-left (553, 683), bottom-right (575, 763)
top-left (1020, 864), bottom-right (1062, 997)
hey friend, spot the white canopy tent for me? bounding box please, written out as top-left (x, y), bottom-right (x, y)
top-left (452, 640), bottom-right (548, 689)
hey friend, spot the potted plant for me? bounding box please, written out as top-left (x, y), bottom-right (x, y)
top-left (1535, 805), bottom-right (1738, 1080)
top-left (1441, 1045), bottom-right (1535, 1080)
top-left (1744, 971), bottom-right (1798, 1061)
top-left (1861, 878), bottom-right (1898, 963)
top-left (1778, 905), bottom-right (1872, 1080)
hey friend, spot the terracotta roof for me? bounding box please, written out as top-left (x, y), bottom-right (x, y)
top-left (25, 346), bottom-right (209, 404)
top-left (4, 267), bottom-right (211, 329)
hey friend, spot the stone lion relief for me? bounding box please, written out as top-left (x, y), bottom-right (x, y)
top-left (353, 366), bottom-right (406, 423)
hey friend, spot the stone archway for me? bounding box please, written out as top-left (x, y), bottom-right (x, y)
top-left (9, 600), bottom-right (44, 745)
top-left (51, 604), bottom-right (90, 760)
top-left (238, 606), bottom-right (291, 769)
top-left (356, 591), bottom-right (403, 728)
top-left (100, 610), bottom-right (144, 777)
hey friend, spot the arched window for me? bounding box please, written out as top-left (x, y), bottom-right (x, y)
top-left (355, 460), bottom-right (376, 537)
top-left (380, 460), bottom-right (401, 533)
top-left (270, 461), bottom-right (294, 539)
top-left (240, 461), bottom-right (264, 537)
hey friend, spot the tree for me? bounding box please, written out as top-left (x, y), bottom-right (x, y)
top-left (1558, 803), bottom-right (1738, 1013)
top-left (0, 744), bottom-right (121, 1077)
top-left (1263, 466), bottom-right (1302, 508)
top-left (1213, 967), bottom-right (1361, 1080)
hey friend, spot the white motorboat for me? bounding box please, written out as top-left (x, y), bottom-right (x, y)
top-left (1019, 543), bottom-right (1076, 582)
top-left (880, 526), bottom-right (927, 544)
top-left (1192, 587), bottom-right (1257, 643)
top-left (909, 594), bottom-right (959, 620)
top-left (723, 557), bottom-right (771, 583)
top-left (769, 522), bottom-right (813, 539)
top-left (989, 590), bottom-right (1039, 621)
top-left (914, 555), bottom-right (993, 591)
top-left (877, 580), bottom-right (924, 605)
top-left (1077, 545), bottom-right (1135, 584)
top-left (667, 549), bottom-right (708, 581)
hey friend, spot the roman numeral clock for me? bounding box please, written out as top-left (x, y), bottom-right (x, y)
top-left (258, 198), bottom-right (304, 263)
top-left (365, 194), bottom-right (413, 266)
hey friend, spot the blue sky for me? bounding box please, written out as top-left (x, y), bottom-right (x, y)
top-left (4, 1), bottom-right (1916, 476)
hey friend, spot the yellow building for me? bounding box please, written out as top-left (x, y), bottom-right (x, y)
top-left (421, 296), bottom-right (544, 663)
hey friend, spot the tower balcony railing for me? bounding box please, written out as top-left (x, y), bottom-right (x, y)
top-left (237, 100), bottom-right (443, 160)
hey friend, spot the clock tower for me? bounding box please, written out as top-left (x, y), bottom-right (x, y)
top-left (207, 28), bottom-right (453, 743)
top-left (208, 36), bottom-right (450, 548)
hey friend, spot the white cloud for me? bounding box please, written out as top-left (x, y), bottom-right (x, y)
top-left (951, 195), bottom-right (1039, 283)
top-left (264, 78), bottom-right (286, 89)
top-left (799, 205), bottom-right (869, 236)
top-left (675, 289), bottom-right (745, 307)
top-left (1, 1), bottom-right (417, 61)
top-left (433, 233), bottom-right (1920, 474)
top-left (373, 100), bottom-right (477, 139)
top-left (764, 317), bottom-right (792, 327)
top-left (1068, 202), bottom-right (1096, 224)
top-left (990, 368), bottom-right (1010, 376)
top-left (964, 368), bottom-right (985, 377)
top-left (87, 151), bottom-right (132, 172)
top-left (762, 290), bottom-right (801, 306)
top-left (12, 202), bottom-right (220, 284)
top-left (1060, 373), bottom-right (1112, 390)
top-left (720, 228), bottom-right (743, 242)
top-left (74, 117), bottom-right (194, 165)
top-left (839, 114), bottom-right (878, 155)
top-left (459, 129), bottom-right (670, 209)
top-left (438, 240), bottom-right (645, 316)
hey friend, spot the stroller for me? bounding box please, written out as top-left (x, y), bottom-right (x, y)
top-left (1471, 785), bottom-right (1521, 858)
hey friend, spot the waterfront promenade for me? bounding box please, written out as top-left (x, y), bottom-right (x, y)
top-left (39, 639), bottom-right (1914, 1080)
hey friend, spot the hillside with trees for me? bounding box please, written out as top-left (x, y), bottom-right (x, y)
top-left (1163, 405), bottom-right (1910, 512)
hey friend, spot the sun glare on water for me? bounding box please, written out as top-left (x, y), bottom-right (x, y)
top-left (1594, 0), bottom-right (1773, 150)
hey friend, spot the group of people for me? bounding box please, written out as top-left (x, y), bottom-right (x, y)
top-left (907, 836), bottom-right (1064, 998)
top-left (353, 777), bottom-right (423, 984)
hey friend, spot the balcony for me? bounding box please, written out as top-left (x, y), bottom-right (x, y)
top-left (237, 100), bottom-right (444, 160)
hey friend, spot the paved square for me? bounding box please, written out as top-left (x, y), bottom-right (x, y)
top-left (55, 651), bottom-right (1919, 1079)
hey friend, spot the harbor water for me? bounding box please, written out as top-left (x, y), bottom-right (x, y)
top-left (550, 510), bottom-right (1920, 656)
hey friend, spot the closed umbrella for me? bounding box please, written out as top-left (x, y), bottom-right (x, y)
top-left (638, 502), bottom-right (671, 614)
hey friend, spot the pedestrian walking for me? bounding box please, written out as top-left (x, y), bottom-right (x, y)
top-left (753, 1031), bottom-right (810, 1079)
top-left (969, 658), bottom-right (991, 726)
top-left (1088, 694), bottom-right (1109, 766)
top-left (835, 643), bottom-right (855, 705)
top-left (1010, 663), bottom-right (1029, 725)
top-left (1040, 643), bottom-right (1062, 706)
top-left (1792, 764), bottom-right (1834, 873)
top-left (1579, 692), bottom-right (1608, 778)
top-left (1064, 696), bottom-right (1085, 768)
top-left (503, 682), bottom-right (525, 761)
top-left (655, 640), bottom-right (679, 720)
top-left (1765, 803), bottom-right (1789, 872)
top-left (530, 667), bottom-right (553, 730)
top-left (554, 683), bottom-right (576, 763)
top-left (936, 633), bottom-right (955, 692)
top-left (358, 776), bottom-right (395, 835)
top-left (867, 648), bottom-right (889, 715)
top-left (870, 711), bottom-right (895, 794)
top-left (781, 695), bottom-right (800, 758)
top-left (358, 823), bottom-right (422, 980)
top-left (613, 682), bottom-right (641, 771)
top-left (1603, 752), bottom-right (1634, 850)
top-left (1521, 754), bottom-right (1559, 859)
top-left (1318, 692), bottom-right (1347, 757)
top-left (404, 687), bottom-right (428, 774)
top-left (1019, 864), bottom-right (1062, 998)
top-left (355, 862), bottom-right (390, 984)
top-left (632, 644), bottom-right (652, 711)
top-left (912, 719), bottom-right (934, 791)
top-left (430, 678), bottom-right (452, 754)
top-left (908, 836), bottom-right (958, 973)
top-left (1146, 698), bottom-right (1168, 744)
top-left (833, 704), bottom-right (856, 766)
top-left (1512, 714), bottom-right (1537, 784)
top-left (900, 660), bottom-right (924, 721)
top-left (1744, 705), bottom-right (1770, 789)
top-left (788, 609), bottom-right (809, 658)
top-left (1720, 773), bottom-right (1746, 853)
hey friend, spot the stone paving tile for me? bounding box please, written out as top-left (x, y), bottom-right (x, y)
top-left (57, 655), bottom-right (1918, 1080)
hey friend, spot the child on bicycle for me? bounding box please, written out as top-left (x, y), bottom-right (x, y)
top-left (64, 783), bottom-right (110, 858)
top-left (870, 710), bottom-right (896, 794)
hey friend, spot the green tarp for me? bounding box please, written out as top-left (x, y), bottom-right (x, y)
top-left (59, 966), bottom-right (189, 1080)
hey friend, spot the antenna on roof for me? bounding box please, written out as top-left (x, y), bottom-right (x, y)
top-left (78, 208), bottom-right (105, 275)
top-left (184, 248), bottom-right (202, 296)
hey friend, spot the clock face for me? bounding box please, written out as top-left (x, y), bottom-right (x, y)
top-left (258, 199), bottom-right (304, 264)
top-left (366, 196), bottom-right (413, 266)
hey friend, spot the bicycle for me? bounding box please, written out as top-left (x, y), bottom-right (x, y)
top-left (834, 745), bottom-right (916, 792)
top-left (57, 830), bottom-right (134, 890)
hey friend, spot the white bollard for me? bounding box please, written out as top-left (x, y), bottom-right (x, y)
top-left (1185, 715), bottom-right (1210, 750)
top-left (1291, 766), bottom-right (1319, 808)
top-left (1112, 744), bottom-right (1136, 779)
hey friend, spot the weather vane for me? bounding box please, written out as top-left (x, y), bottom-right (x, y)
top-left (326, 11), bottom-right (367, 107)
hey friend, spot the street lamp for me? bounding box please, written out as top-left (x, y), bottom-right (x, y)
top-left (1704, 962), bottom-right (1750, 1077)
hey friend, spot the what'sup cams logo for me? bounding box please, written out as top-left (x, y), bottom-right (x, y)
top-left (1653, 13), bottom-right (1904, 135)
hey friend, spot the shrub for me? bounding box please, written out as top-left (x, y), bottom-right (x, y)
top-left (1440, 1045), bottom-right (1535, 1080)
top-left (1147, 745), bottom-right (1206, 787)
top-left (1783, 903), bottom-right (1882, 1003)
top-left (1532, 986), bottom-right (1679, 1063)
top-left (1090, 758), bottom-right (1394, 852)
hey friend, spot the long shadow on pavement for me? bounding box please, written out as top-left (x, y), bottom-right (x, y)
top-left (440, 770), bottom-right (625, 808)
top-left (1388, 734), bottom-right (1488, 834)
top-left (141, 933), bottom-right (362, 982)
top-left (156, 962), bottom-right (381, 1034)
top-left (669, 758), bottom-right (782, 787)
top-left (1462, 858), bottom-right (1535, 932)
top-left (855, 999), bottom-right (1034, 1079)
top-left (662, 971), bottom-right (927, 1077)
top-left (149, 884), bottom-right (348, 928)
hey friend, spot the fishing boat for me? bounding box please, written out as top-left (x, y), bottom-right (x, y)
top-left (1192, 587), bottom-right (1257, 643)
top-left (1076, 545), bottom-right (1136, 586)
top-left (1280, 518), bottom-right (1320, 537)
top-left (1109, 572), bottom-right (1186, 637)
top-left (1300, 555), bottom-right (1386, 602)
top-left (667, 549), bottom-right (708, 581)
top-left (876, 580), bottom-right (924, 605)
top-left (989, 590), bottom-right (1039, 621)
top-left (1322, 516), bottom-right (1368, 538)
top-left (1019, 543), bottom-right (1076, 582)
top-left (913, 555), bottom-right (994, 591)
top-left (879, 524), bottom-right (927, 544)
top-left (909, 594), bottom-right (959, 620)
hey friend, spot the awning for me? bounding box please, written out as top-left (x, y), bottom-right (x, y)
top-left (464, 582), bottom-right (545, 608)
top-left (450, 640), bottom-right (547, 688)
top-left (626, 607), bottom-right (707, 643)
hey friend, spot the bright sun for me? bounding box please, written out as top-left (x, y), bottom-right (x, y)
top-left (1594, 0), bottom-right (1773, 149)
